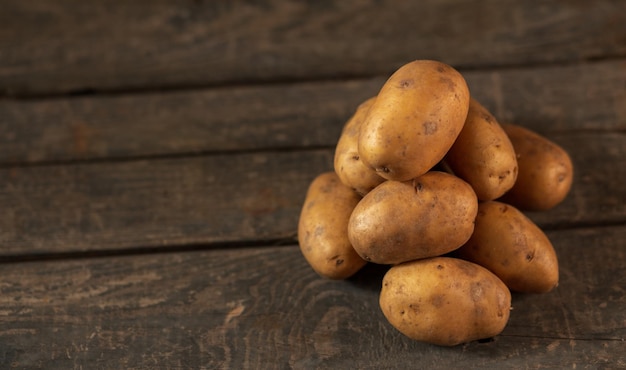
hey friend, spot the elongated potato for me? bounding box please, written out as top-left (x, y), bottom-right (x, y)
top-left (455, 201), bottom-right (559, 293)
top-left (358, 60), bottom-right (470, 181)
top-left (348, 171), bottom-right (478, 265)
top-left (334, 97), bottom-right (385, 195)
top-left (500, 124), bottom-right (573, 211)
top-left (444, 98), bottom-right (518, 201)
top-left (298, 172), bottom-right (367, 279)
top-left (380, 257), bottom-right (511, 346)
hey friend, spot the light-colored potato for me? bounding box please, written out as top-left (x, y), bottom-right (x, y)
top-left (500, 124), bottom-right (574, 211)
top-left (298, 172), bottom-right (367, 279)
top-left (358, 60), bottom-right (470, 181)
top-left (380, 257), bottom-right (511, 346)
top-left (444, 98), bottom-right (518, 201)
top-left (334, 97), bottom-right (385, 195)
top-left (455, 201), bottom-right (559, 293)
top-left (348, 171), bottom-right (478, 265)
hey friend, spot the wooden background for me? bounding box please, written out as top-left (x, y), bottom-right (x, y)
top-left (0, 0), bottom-right (625, 369)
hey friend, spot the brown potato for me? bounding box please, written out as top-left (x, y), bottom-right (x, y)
top-left (444, 98), bottom-right (518, 201)
top-left (348, 171), bottom-right (478, 265)
top-left (500, 123), bottom-right (573, 211)
top-left (455, 201), bottom-right (559, 293)
top-left (334, 97), bottom-right (385, 195)
top-left (380, 257), bottom-right (511, 346)
top-left (358, 60), bottom-right (470, 181)
top-left (298, 172), bottom-right (367, 279)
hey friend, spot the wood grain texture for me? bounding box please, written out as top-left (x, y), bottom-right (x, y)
top-left (0, 149), bottom-right (332, 255)
top-left (0, 132), bottom-right (624, 256)
top-left (0, 79), bottom-right (380, 165)
top-left (1, 60), bottom-right (624, 165)
top-left (466, 60), bottom-right (626, 133)
top-left (1, 0), bottom-right (624, 95)
top-left (0, 226), bottom-right (623, 369)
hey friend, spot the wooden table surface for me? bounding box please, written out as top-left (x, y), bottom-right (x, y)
top-left (1, 1), bottom-right (625, 369)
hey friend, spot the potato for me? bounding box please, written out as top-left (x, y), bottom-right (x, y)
top-left (380, 257), bottom-right (511, 346)
top-left (500, 123), bottom-right (573, 211)
top-left (358, 60), bottom-right (470, 181)
top-left (444, 98), bottom-right (518, 201)
top-left (348, 171), bottom-right (478, 265)
top-left (334, 97), bottom-right (385, 195)
top-left (298, 172), bottom-right (367, 279)
top-left (455, 201), bottom-right (559, 293)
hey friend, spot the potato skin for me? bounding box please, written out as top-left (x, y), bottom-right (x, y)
top-left (358, 60), bottom-right (470, 181)
top-left (444, 98), bottom-right (518, 201)
top-left (380, 257), bottom-right (511, 346)
top-left (500, 124), bottom-right (573, 211)
top-left (455, 201), bottom-right (559, 293)
top-left (298, 172), bottom-right (366, 279)
top-left (334, 97), bottom-right (385, 195)
top-left (348, 171), bottom-right (478, 265)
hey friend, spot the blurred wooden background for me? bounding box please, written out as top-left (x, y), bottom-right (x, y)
top-left (0, 1), bottom-right (624, 368)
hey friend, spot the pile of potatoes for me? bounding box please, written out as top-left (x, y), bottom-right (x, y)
top-left (297, 60), bottom-right (573, 346)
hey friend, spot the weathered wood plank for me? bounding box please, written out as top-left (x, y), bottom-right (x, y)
top-left (0, 79), bottom-right (376, 165)
top-left (1, 60), bottom-right (624, 165)
top-left (0, 226), bottom-right (623, 369)
top-left (0, 149), bottom-right (331, 255)
top-left (0, 132), bottom-right (624, 255)
top-left (1, 0), bottom-right (624, 95)
top-left (466, 60), bottom-right (626, 133)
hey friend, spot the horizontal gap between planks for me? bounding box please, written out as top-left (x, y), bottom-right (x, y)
top-left (0, 236), bottom-right (298, 265)
top-left (1, 55), bottom-right (624, 101)
top-left (0, 222), bottom-right (622, 265)
top-left (0, 145), bottom-right (336, 169)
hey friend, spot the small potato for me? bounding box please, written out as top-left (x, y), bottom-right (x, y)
top-left (380, 257), bottom-right (511, 346)
top-left (359, 60), bottom-right (470, 181)
top-left (348, 171), bottom-right (478, 265)
top-left (334, 97), bottom-right (385, 195)
top-left (500, 124), bottom-right (573, 211)
top-left (298, 172), bottom-right (367, 279)
top-left (455, 201), bottom-right (559, 293)
top-left (444, 98), bottom-right (518, 201)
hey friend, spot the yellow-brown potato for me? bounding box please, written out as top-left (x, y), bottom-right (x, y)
top-left (500, 123), bottom-right (574, 211)
top-left (358, 60), bottom-right (470, 181)
top-left (455, 201), bottom-right (559, 293)
top-left (348, 171), bottom-right (478, 265)
top-left (380, 257), bottom-right (511, 346)
top-left (334, 97), bottom-right (385, 195)
top-left (444, 98), bottom-right (518, 201)
top-left (298, 172), bottom-right (367, 279)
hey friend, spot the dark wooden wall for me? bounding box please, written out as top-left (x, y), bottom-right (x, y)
top-left (0, 1), bottom-right (625, 368)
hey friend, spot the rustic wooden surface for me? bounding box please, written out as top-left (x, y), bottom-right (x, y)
top-left (1, 1), bottom-right (625, 369)
top-left (0, 227), bottom-right (624, 369)
top-left (2, 0), bottom-right (625, 96)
